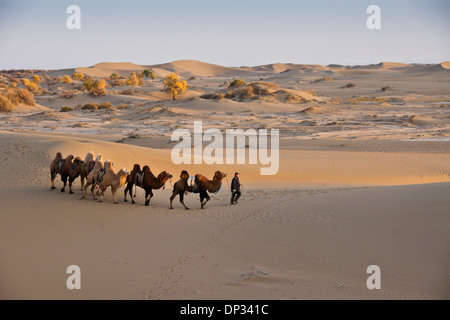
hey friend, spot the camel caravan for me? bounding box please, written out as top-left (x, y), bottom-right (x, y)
top-left (50, 151), bottom-right (228, 209)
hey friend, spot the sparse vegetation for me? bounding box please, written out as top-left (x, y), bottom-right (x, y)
top-left (81, 103), bottom-right (98, 110)
top-left (3, 87), bottom-right (35, 106)
top-left (382, 86), bottom-right (391, 92)
top-left (98, 102), bottom-right (113, 110)
top-left (110, 79), bottom-right (126, 87)
top-left (62, 75), bottom-right (73, 83)
top-left (72, 72), bottom-right (84, 81)
top-left (163, 73), bottom-right (187, 100)
top-left (32, 75), bottom-right (41, 84)
top-left (59, 90), bottom-right (75, 98)
top-left (83, 79), bottom-right (107, 96)
top-left (0, 95), bottom-right (13, 112)
top-left (125, 72), bottom-right (142, 93)
top-left (142, 69), bottom-right (156, 81)
top-left (60, 106), bottom-right (74, 112)
top-left (229, 79), bottom-right (246, 88)
top-left (344, 83), bottom-right (357, 88)
top-left (110, 73), bottom-right (120, 80)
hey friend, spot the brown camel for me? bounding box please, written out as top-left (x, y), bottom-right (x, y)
top-left (134, 165), bottom-right (172, 206)
top-left (80, 154), bottom-right (104, 200)
top-left (80, 151), bottom-right (96, 190)
top-left (123, 163), bottom-right (141, 203)
top-left (97, 162), bottom-right (129, 204)
top-left (195, 171), bottom-right (227, 209)
top-left (50, 152), bottom-right (83, 194)
top-left (169, 170), bottom-right (193, 210)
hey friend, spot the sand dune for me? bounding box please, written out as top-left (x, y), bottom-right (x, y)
top-left (1, 59), bottom-right (449, 300)
top-left (0, 130), bottom-right (448, 299)
top-left (150, 60), bottom-right (252, 78)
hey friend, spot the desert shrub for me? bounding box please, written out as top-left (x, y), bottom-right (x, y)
top-left (72, 72), bottom-right (84, 81)
top-left (239, 86), bottom-right (255, 99)
top-left (225, 90), bottom-right (238, 99)
top-left (229, 79), bottom-right (246, 88)
top-left (344, 83), bottom-right (356, 88)
top-left (25, 81), bottom-right (42, 94)
top-left (98, 102), bottom-right (113, 109)
top-left (82, 79), bottom-right (93, 92)
top-left (0, 95), bottom-right (13, 112)
top-left (142, 69), bottom-right (156, 80)
top-left (90, 84), bottom-right (107, 96)
top-left (382, 86), bottom-right (391, 92)
top-left (83, 79), bottom-right (107, 96)
top-left (119, 89), bottom-right (133, 95)
top-left (32, 75), bottom-right (41, 84)
top-left (110, 79), bottom-right (126, 87)
top-left (59, 90), bottom-right (74, 98)
top-left (62, 75), bottom-right (72, 83)
top-left (126, 72), bottom-right (144, 92)
top-left (117, 104), bottom-right (127, 109)
top-left (5, 88), bottom-right (35, 106)
top-left (200, 92), bottom-right (225, 100)
top-left (81, 103), bottom-right (98, 110)
top-left (110, 73), bottom-right (120, 80)
top-left (60, 106), bottom-right (74, 112)
top-left (188, 76), bottom-right (196, 80)
top-left (163, 73), bottom-right (187, 100)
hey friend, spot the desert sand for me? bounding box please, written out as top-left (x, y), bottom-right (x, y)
top-left (0, 60), bottom-right (449, 299)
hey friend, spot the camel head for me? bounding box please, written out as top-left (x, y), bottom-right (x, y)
top-left (214, 171), bottom-right (227, 180)
top-left (104, 160), bottom-right (114, 170)
top-left (159, 171), bottom-right (173, 181)
top-left (84, 151), bottom-right (94, 162)
top-left (95, 153), bottom-right (103, 162)
top-left (180, 170), bottom-right (189, 179)
top-left (143, 165), bottom-right (151, 173)
top-left (55, 152), bottom-right (63, 160)
top-left (66, 154), bottom-right (75, 162)
top-left (118, 168), bottom-right (129, 186)
top-left (132, 164), bottom-right (141, 173)
top-left (74, 156), bottom-right (83, 166)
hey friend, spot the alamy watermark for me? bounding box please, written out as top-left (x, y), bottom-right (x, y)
top-left (366, 5), bottom-right (381, 30)
top-left (66, 5), bottom-right (81, 30)
top-left (171, 121), bottom-right (279, 175)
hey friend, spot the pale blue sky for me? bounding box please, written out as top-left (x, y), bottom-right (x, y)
top-left (0, 0), bottom-right (449, 69)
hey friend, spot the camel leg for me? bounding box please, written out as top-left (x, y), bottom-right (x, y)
top-left (169, 191), bottom-right (177, 209)
top-left (179, 192), bottom-right (189, 210)
top-left (144, 190), bottom-right (150, 206)
top-left (91, 184), bottom-right (97, 200)
top-left (200, 192), bottom-right (210, 209)
top-left (148, 190), bottom-right (154, 204)
top-left (131, 183), bottom-right (136, 204)
top-left (124, 183), bottom-right (129, 202)
top-left (98, 186), bottom-right (107, 202)
top-left (81, 180), bottom-right (91, 199)
top-left (51, 171), bottom-right (56, 190)
top-left (61, 175), bottom-right (68, 192)
top-left (80, 176), bottom-right (85, 190)
top-left (68, 177), bottom-right (75, 194)
top-left (112, 187), bottom-right (119, 204)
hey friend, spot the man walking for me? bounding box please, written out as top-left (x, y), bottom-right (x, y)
top-left (230, 172), bottom-right (241, 204)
